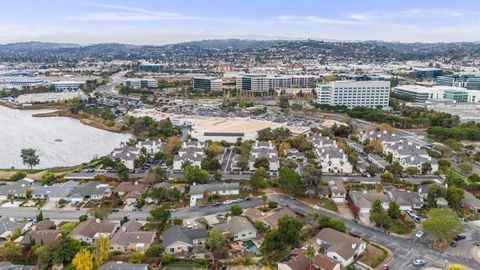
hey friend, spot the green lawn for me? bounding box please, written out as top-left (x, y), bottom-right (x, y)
top-left (61, 222), bottom-right (79, 233)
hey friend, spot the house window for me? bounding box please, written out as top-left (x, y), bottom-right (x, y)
top-left (170, 248), bottom-right (174, 253)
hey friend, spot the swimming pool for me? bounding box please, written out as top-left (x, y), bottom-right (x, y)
top-left (242, 240), bottom-right (261, 254)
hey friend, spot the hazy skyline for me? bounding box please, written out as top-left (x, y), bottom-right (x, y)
top-left (1, 0), bottom-right (480, 44)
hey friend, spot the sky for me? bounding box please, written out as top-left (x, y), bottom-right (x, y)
top-left (1, 0), bottom-right (480, 45)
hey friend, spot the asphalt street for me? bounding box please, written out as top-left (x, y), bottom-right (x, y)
top-left (1, 194), bottom-right (478, 270)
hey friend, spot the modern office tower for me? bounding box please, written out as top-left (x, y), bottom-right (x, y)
top-left (236, 74), bottom-right (316, 93)
top-left (123, 78), bottom-right (158, 89)
top-left (192, 77), bottom-right (223, 91)
top-left (436, 76), bottom-right (456, 86)
top-left (138, 63), bottom-right (164, 72)
top-left (317, 80), bottom-right (390, 108)
top-left (466, 77), bottom-right (480, 90)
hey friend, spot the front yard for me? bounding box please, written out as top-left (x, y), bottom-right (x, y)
top-left (358, 243), bottom-right (389, 268)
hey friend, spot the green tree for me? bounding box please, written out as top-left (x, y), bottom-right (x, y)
top-left (468, 173), bottom-right (480, 183)
top-left (405, 166), bottom-right (419, 176)
top-left (230, 204), bottom-right (243, 216)
top-left (87, 207), bottom-right (110, 220)
top-left (10, 171), bottom-right (26, 181)
top-left (422, 208), bottom-right (463, 245)
top-left (21, 148), bottom-right (40, 169)
top-left (421, 162), bottom-right (433, 174)
top-left (370, 199), bottom-right (384, 215)
top-left (426, 185), bottom-right (446, 208)
top-left (148, 207), bottom-right (171, 236)
top-left (387, 201), bottom-right (401, 219)
top-left (301, 163), bottom-right (322, 190)
top-left (100, 108), bottom-right (116, 121)
top-left (145, 245), bottom-right (165, 257)
top-left (184, 165), bottom-right (209, 184)
top-left (250, 168), bottom-right (267, 194)
top-left (279, 96), bottom-right (289, 109)
top-left (279, 167), bottom-right (306, 196)
top-left (380, 171), bottom-right (394, 183)
top-left (438, 159), bottom-right (451, 170)
top-left (205, 229), bottom-right (226, 251)
top-left (254, 157), bottom-right (270, 170)
top-left (260, 229), bottom-right (282, 254)
top-left (36, 211), bottom-right (44, 222)
top-left (278, 216), bottom-right (303, 246)
top-left (446, 187), bottom-right (465, 209)
top-left (459, 162), bottom-right (473, 175)
top-left (50, 234), bottom-right (81, 266)
top-left (41, 171), bottom-right (56, 185)
top-left (0, 240), bottom-right (22, 261)
top-left (387, 161), bottom-right (403, 177)
top-left (128, 252), bottom-right (145, 263)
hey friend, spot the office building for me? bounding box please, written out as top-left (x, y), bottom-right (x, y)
top-left (123, 78), bottom-right (158, 89)
top-left (436, 74), bottom-right (480, 90)
top-left (50, 81), bottom-right (84, 91)
top-left (138, 63), bottom-right (164, 72)
top-left (236, 74), bottom-right (316, 93)
top-left (192, 77), bottom-right (223, 92)
top-left (393, 85), bottom-right (480, 103)
top-left (413, 68), bottom-right (443, 79)
top-left (316, 80), bottom-right (390, 108)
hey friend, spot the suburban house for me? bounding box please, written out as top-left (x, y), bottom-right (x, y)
top-left (136, 139), bottom-right (163, 154)
top-left (0, 217), bottom-right (32, 239)
top-left (328, 180), bottom-right (347, 203)
top-left (248, 141), bottom-right (280, 171)
top-left (33, 219), bottom-right (56, 231)
top-left (385, 187), bottom-right (423, 210)
top-left (110, 221), bottom-right (155, 253)
top-left (32, 185), bottom-right (74, 202)
top-left (383, 140), bottom-right (438, 173)
top-left (316, 228), bottom-right (366, 267)
top-left (173, 141), bottom-right (205, 171)
top-left (69, 181), bottom-right (111, 202)
top-left (0, 178), bottom-right (39, 200)
top-left (114, 182), bottom-right (148, 205)
top-left (70, 219), bottom-right (117, 244)
top-left (278, 248), bottom-right (341, 270)
top-left (462, 191), bottom-right (480, 213)
top-left (99, 262), bottom-right (149, 270)
top-left (189, 182), bottom-right (239, 207)
top-left (366, 154), bottom-right (390, 171)
top-left (213, 216), bottom-right (257, 241)
top-left (245, 207), bottom-right (298, 229)
top-left (162, 225), bottom-right (208, 254)
top-left (17, 230), bottom-right (61, 247)
top-left (359, 130), bottom-right (402, 147)
top-left (284, 148), bottom-right (305, 163)
top-left (349, 190), bottom-right (390, 214)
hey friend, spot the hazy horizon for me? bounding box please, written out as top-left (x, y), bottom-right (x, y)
top-left (1, 0), bottom-right (480, 45)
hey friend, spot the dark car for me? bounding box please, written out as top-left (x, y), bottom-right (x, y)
top-left (454, 234), bottom-right (466, 241)
top-left (450, 240), bottom-right (457, 247)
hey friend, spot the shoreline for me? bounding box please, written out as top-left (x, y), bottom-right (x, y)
top-left (0, 101), bottom-right (130, 134)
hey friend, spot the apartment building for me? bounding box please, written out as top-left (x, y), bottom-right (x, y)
top-left (248, 141), bottom-right (280, 171)
top-left (172, 141), bottom-right (205, 171)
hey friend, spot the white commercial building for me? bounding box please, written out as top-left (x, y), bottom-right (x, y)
top-left (16, 91), bottom-right (87, 105)
top-left (393, 84), bottom-right (480, 103)
top-left (51, 81), bottom-right (84, 91)
top-left (237, 74), bottom-right (316, 93)
top-left (317, 80), bottom-right (390, 108)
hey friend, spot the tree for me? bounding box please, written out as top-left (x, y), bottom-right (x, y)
top-left (422, 208), bottom-right (463, 245)
top-left (33, 245), bottom-right (52, 270)
top-left (163, 136), bottom-right (182, 154)
top-left (230, 204), bottom-right (243, 216)
top-left (260, 229), bottom-right (282, 254)
top-left (307, 245), bottom-right (316, 269)
top-left (250, 168), bottom-right (266, 194)
top-left (426, 185), bottom-right (446, 208)
top-left (100, 108), bottom-right (115, 121)
top-left (87, 207), bottom-right (110, 220)
top-left (254, 157), bottom-right (270, 170)
top-left (366, 164), bottom-right (380, 177)
top-left (387, 161), bottom-right (403, 177)
top-left (0, 240), bottom-right (22, 261)
top-left (128, 252), bottom-right (144, 263)
top-left (301, 164), bottom-right (322, 190)
top-left (387, 201), bottom-right (401, 219)
top-left (41, 171), bottom-right (56, 185)
top-left (183, 165), bottom-right (209, 184)
top-left (36, 211), bottom-right (44, 222)
top-left (318, 215), bottom-right (347, 233)
top-left (72, 248), bottom-right (94, 270)
top-left (279, 96), bottom-right (289, 109)
top-left (421, 162), bottom-right (432, 174)
top-left (446, 187), bottom-right (465, 209)
top-left (94, 234), bottom-right (110, 268)
top-left (380, 171), bottom-right (394, 183)
top-left (206, 229), bottom-right (226, 251)
top-left (370, 199), bottom-right (384, 215)
top-left (148, 207), bottom-right (171, 236)
top-left (254, 220), bottom-right (268, 233)
top-left (21, 148), bottom-right (40, 169)
top-left (438, 159), bottom-right (451, 170)
top-left (405, 166), bottom-right (419, 176)
top-left (9, 171), bottom-right (26, 181)
top-left (50, 234), bottom-right (81, 265)
top-left (145, 245), bottom-right (165, 257)
top-left (468, 173), bottom-right (480, 183)
top-left (278, 216), bottom-right (303, 246)
top-left (279, 167), bottom-right (306, 196)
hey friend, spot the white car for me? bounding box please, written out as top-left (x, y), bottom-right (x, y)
top-left (415, 231), bottom-right (424, 238)
top-left (312, 205), bottom-right (320, 210)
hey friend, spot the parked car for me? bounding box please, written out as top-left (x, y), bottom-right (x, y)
top-left (454, 234), bottom-right (466, 241)
top-left (450, 240), bottom-right (457, 247)
top-left (413, 259), bottom-right (426, 267)
top-left (415, 231), bottom-right (424, 238)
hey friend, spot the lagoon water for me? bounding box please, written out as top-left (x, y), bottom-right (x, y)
top-left (0, 106), bottom-right (131, 169)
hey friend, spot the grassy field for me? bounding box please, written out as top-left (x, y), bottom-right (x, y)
top-left (60, 222), bottom-right (79, 233)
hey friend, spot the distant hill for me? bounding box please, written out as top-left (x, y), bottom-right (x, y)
top-left (178, 39), bottom-right (283, 50)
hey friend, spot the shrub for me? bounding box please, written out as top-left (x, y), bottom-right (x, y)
top-left (268, 201), bottom-right (278, 209)
top-left (145, 245), bottom-right (164, 257)
top-left (161, 254), bottom-right (173, 265)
